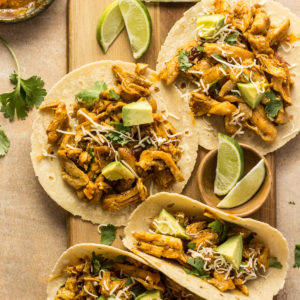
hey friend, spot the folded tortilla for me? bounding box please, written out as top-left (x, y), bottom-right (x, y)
top-left (123, 192), bottom-right (288, 300)
top-left (46, 243), bottom-right (200, 300)
top-left (157, 0), bottom-right (300, 154)
top-left (30, 60), bottom-right (198, 226)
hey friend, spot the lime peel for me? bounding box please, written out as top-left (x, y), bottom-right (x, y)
top-left (217, 159), bottom-right (266, 209)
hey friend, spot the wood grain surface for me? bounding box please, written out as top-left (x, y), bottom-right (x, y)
top-left (67, 0), bottom-right (276, 248)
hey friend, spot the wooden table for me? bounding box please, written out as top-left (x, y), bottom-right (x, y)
top-left (0, 0), bottom-right (299, 298)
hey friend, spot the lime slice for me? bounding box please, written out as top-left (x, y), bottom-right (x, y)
top-left (217, 159), bottom-right (266, 208)
top-left (214, 134), bottom-right (244, 196)
top-left (97, 0), bottom-right (125, 53)
top-left (119, 0), bottom-right (152, 59)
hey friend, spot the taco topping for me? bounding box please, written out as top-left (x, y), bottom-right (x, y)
top-left (54, 252), bottom-right (193, 299)
top-left (159, 0), bottom-right (294, 143)
top-left (40, 64), bottom-right (184, 211)
top-left (132, 209), bottom-right (282, 295)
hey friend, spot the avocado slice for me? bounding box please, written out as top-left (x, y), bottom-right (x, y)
top-left (155, 209), bottom-right (189, 239)
top-left (102, 161), bottom-right (135, 181)
top-left (216, 235), bottom-right (243, 269)
top-left (237, 82), bottom-right (264, 109)
top-left (122, 100), bottom-right (153, 126)
top-left (135, 290), bottom-right (162, 300)
top-left (197, 14), bottom-right (225, 38)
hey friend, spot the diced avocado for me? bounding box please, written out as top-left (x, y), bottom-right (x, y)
top-left (122, 100), bottom-right (153, 126)
top-left (102, 161), bottom-right (135, 181)
top-left (216, 235), bottom-right (243, 269)
top-left (135, 290), bottom-right (162, 300)
top-left (155, 209), bottom-right (190, 239)
top-left (197, 14), bottom-right (225, 38)
top-left (237, 82), bottom-right (264, 109)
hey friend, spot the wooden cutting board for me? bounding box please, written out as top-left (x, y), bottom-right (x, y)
top-left (67, 0), bottom-right (276, 247)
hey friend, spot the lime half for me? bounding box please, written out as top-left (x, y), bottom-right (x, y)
top-left (218, 159), bottom-right (266, 209)
top-left (214, 134), bottom-right (244, 196)
top-left (119, 0), bottom-right (152, 59)
top-left (97, 0), bottom-right (125, 53)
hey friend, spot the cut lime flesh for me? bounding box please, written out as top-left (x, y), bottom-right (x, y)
top-left (119, 0), bottom-right (152, 59)
top-left (97, 0), bottom-right (125, 53)
top-left (217, 159), bottom-right (266, 209)
top-left (214, 134), bottom-right (244, 196)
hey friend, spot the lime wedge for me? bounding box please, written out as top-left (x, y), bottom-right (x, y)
top-left (97, 0), bottom-right (125, 53)
top-left (214, 134), bottom-right (244, 196)
top-left (119, 0), bottom-right (152, 59)
top-left (217, 159), bottom-right (266, 208)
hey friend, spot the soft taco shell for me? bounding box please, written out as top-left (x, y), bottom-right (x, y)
top-left (31, 60), bottom-right (198, 226)
top-left (157, 0), bottom-right (300, 154)
top-left (123, 192), bottom-right (288, 300)
top-left (46, 243), bottom-right (201, 300)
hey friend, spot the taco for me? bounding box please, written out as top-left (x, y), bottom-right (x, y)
top-left (123, 193), bottom-right (288, 300)
top-left (47, 243), bottom-right (200, 300)
top-left (31, 61), bottom-right (197, 226)
top-left (157, 0), bottom-right (300, 154)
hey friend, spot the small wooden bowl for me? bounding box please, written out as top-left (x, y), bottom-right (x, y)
top-left (197, 144), bottom-right (271, 217)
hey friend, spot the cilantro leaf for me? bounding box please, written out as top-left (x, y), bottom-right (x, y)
top-left (289, 201), bottom-right (296, 205)
top-left (293, 244), bottom-right (300, 268)
top-left (105, 122), bottom-right (132, 146)
top-left (100, 224), bottom-right (116, 245)
top-left (265, 90), bottom-right (277, 101)
top-left (178, 50), bottom-right (193, 72)
top-left (75, 81), bottom-right (107, 103)
top-left (187, 242), bottom-right (196, 249)
top-left (265, 100), bottom-right (283, 118)
top-left (131, 283), bottom-right (146, 297)
top-left (91, 252), bottom-right (103, 275)
top-left (269, 257), bottom-right (283, 269)
top-left (114, 255), bottom-right (126, 263)
top-left (0, 128), bottom-right (10, 157)
top-left (0, 37), bottom-right (46, 121)
top-left (208, 219), bottom-right (229, 243)
top-left (108, 89), bottom-right (120, 101)
top-left (125, 277), bottom-right (133, 287)
top-left (225, 32), bottom-right (239, 45)
top-left (184, 257), bottom-right (210, 279)
top-left (196, 45), bottom-right (204, 52)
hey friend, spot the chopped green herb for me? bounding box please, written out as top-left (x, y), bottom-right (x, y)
top-left (208, 219), bottom-right (229, 243)
top-left (187, 242), bottom-right (197, 249)
top-left (289, 201), bottom-right (296, 205)
top-left (196, 45), bottom-right (204, 52)
top-left (269, 257), bottom-right (283, 269)
top-left (125, 277), bottom-right (133, 287)
top-left (209, 79), bottom-right (220, 88)
top-left (238, 266), bottom-right (245, 273)
top-left (91, 252), bottom-right (103, 275)
top-left (265, 90), bottom-right (277, 101)
top-left (108, 89), bottom-right (121, 101)
top-left (184, 257), bottom-right (210, 279)
top-left (211, 54), bottom-right (227, 69)
top-left (178, 50), bottom-right (193, 72)
top-left (100, 224), bottom-right (116, 245)
top-left (225, 32), bottom-right (239, 45)
top-left (265, 100), bottom-right (283, 118)
top-left (0, 128), bottom-right (10, 157)
top-left (131, 283), bottom-right (146, 297)
top-left (76, 81), bottom-right (107, 103)
top-left (0, 37), bottom-right (47, 121)
top-left (93, 173), bottom-right (98, 182)
top-left (106, 122), bottom-right (132, 146)
top-left (293, 244), bottom-right (300, 268)
top-left (59, 283), bottom-right (65, 288)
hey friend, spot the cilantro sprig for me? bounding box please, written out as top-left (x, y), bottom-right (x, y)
top-left (178, 50), bottom-right (193, 72)
top-left (76, 81), bottom-right (107, 103)
top-left (105, 122), bottom-right (132, 146)
top-left (208, 219), bottom-right (229, 243)
top-left (225, 32), bottom-right (239, 45)
top-left (265, 90), bottom-right (283, 118)
top-left (0, 37), bottom-right (47, 121)
top-left (269, 257), bottom-right (283, 269)
top-left (184, 257), bottom-right (210, 279)
top-left (100, 224), bottom-right (116, 245)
